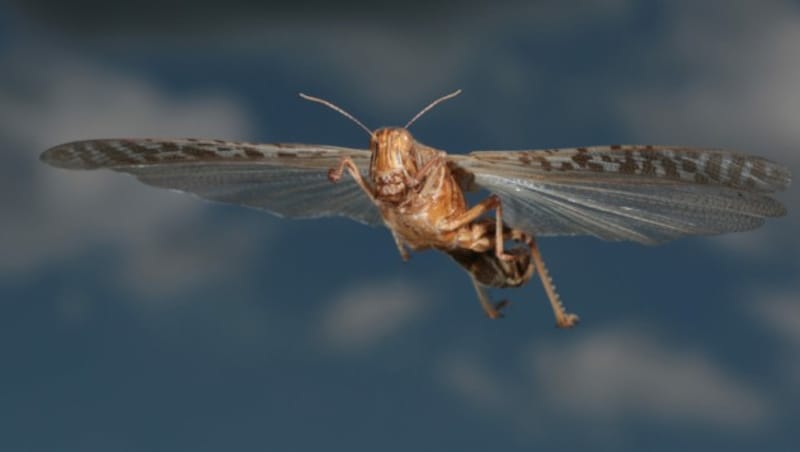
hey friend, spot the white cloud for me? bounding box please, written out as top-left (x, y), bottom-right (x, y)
top-left (620, 1), bottom-right (800, 150)
top-left (438, 326), bottom-right (770, 435)
top-left (0, 61), bottom-right (250, 149)
top-left (530, 329), bottom-right (769, 428)
top-left (177, 1), bottom-right (635, 119)
top-left (0, 56), bottom-right (261, 299)
top-left (116, 218), bottom-right (265, 300)
top-left (754, 294), bottom-right (800, 347)
top-left (318, 279), bottom-right (430, 353)
top-left (438, 352), bottom-right (517, 412)
top-left (751, 292), bottom-right (800, 386)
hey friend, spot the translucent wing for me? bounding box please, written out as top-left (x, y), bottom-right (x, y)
top-left (41, 138), bottom-right (382, 226)
top-left (452, 145), bottom-right (791, 244)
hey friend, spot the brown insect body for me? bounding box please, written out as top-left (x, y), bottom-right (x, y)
top-left (314, 90), bottom-right (576, 325)
top-left (370, 128), bottom-right (472, 252)
top-left (331, 125), bottom-right (579, 326)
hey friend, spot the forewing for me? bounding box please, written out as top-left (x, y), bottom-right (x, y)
top-left (452, 145), bottom-right (790, 244)
top-left (41, 138), bottom-right (382, 226)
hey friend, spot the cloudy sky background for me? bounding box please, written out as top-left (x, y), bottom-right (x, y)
top-left (1, 1), bottom-right (798, 450)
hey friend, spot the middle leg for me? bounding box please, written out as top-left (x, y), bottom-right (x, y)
top-left (437, 195), bottom-right (514, 261)
top-left (469, 273), bottom-right (510, 319)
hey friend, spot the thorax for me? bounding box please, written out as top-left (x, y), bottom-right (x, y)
top-left (368, 127), bottom-right (468, 247)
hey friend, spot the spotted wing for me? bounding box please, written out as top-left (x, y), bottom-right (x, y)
top-left (40, 138), bottom-right (382, 226)
top-left (452, 145), bottom-right (790, 244)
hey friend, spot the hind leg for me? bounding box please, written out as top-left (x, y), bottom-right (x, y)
top-left (517, 231), bottom-right (579, 328)
top-left (485, 225), bottom-right (580, 328)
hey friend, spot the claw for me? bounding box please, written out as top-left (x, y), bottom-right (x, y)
top-left (495, 299), bottom-right (510, 312)
top-left (556, 313), bottom-right (580, 329)
top-left (486, 299), bottom-right (510, 319)
top-left (327, 167), bottom-right (342, 183)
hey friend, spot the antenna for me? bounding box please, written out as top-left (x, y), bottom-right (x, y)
top-left (299, 93), bottom-right (373, 137)
top-left (404, 89), bottom-right (462, 129)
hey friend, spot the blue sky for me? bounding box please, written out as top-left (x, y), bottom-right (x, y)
top-left (1, 1), bottom-right (798, 450)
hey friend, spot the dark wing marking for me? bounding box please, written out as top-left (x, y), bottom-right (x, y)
top-left (41, 138), bottom-right (382, 226)
top-left (451, 145), bottom-right (790, 244)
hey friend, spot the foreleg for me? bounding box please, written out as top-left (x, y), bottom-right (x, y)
top-left (328, 157), bottom-right (377, 203)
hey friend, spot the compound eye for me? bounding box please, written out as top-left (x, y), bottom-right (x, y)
top-left (397, 130), bottom-right (411, 146)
